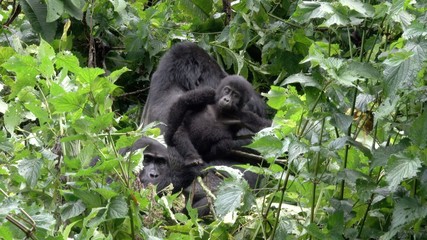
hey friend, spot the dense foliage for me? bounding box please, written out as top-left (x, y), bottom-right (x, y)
top-left (0, 0), bottom-right (426, 239)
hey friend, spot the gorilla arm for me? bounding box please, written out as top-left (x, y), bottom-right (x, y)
top-left (164, 88), bottom-right (216, 146)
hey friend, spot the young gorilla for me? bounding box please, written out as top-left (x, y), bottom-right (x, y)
top-left (141, 41), bottom-right (269, 133)
top-left (164, 75), bottom-right (272, 166)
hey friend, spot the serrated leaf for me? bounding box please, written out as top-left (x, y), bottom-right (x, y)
top-left (288, 140), bottom-right (308, 163)
top-left (408, 110), bottom-right (427, 148)
top-left (282, 73), bottom-right (321, 89)
top-left (107, 196), bottom-right (128, 219)
top-left (32, 212), bottom-right (56, 231)
top-left (214, 179), bottom-right (254, 222)
top-left (109, 0), bottom-right (127, 14)
top-left (402, 21), bottom-right (427, 39)
top-left (55, 52), bottom-right (82, 73)
top-left (247, 135), bottom-right (283, 160)
top-left (383, 42), bottom-right (427, 98)
top-left (73, 188), bottom-right (103, 208)
top-left (340, 0), bottom-right (374, 17)
top-left (390, 197), bottom-right (427, 229)
top-left (371, 139), bottom-right (410, 169)
top-left (61, 200), bottom-right (86, 221)
top-left (331, 113), bottom-right (353, 133)
top-left (107, 67), bottom-right (130, 83)
top-left (2, 55), bottom-right (38, 98)
top-left (50, 92), bottom-right (85, 113)
top-left (291, 2), bottom-right (334, 24)
top-left (4, 103), bottom-right (23, 133)
top-left (385, 153), bottom-right (421, 191)
top-left (78, 67), bottom-right (105, 83)
top-left (93, 188), bottom-right (119, 200)
top-left (17, 158), bottom-right (43, 188)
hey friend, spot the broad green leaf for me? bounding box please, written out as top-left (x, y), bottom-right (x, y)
top-left (371, 139), bottom-right (410, 169)
top-left (109, 0), bottom-right (127, 14)
top-left (93, 188), bottom-right (119, 200)
top-left (61, 200), bottom-right (86, 221)
top-left (177, 0), bottom-right (212, 20)
top-left (31, 212), bottom-right (56, 231)
top-left (214, 178), bottom-right (254, 222)
top-left (24, 102), bottom-right (50, 125)
top-left (63, 0), bottom-right (84, 20)
top-left (383, 42), bottom-right (427, 98)
top-left (45, 0), bottom-right (64, 22)
top-left (281, 73), bottom-right (321, 89)
top-left (408, 110), bottom-right (427, 148)
top-left (78, 67), bottom-right (105, 83)
top-left (340, 0), bottom-right (374, 17)
top-left (288, 140), bottom-right (308, 163)
top-left (38, 39), bottom-right (56, 78)
top-left (107, 67), bottom-right (130, 83)
top-left (374, 96), bottom-right (399, 124)
top-left (20, 0), bottom-right (57, 41)
top-left (73, 188), bottom-right (103, 208)
top-left (402, 21), bottom-right (427, 39)
top-left (2, 55), bottom-right (38, 98)
top-left (17, 158), bottom-right (43, 188)
top-left (248, 135), bottom-right (283, 160)
top-left (385, 153), bottom-right (421, 191)
top-left (291, 2), bottom-right (334, 24)
top-left (4, 103), bottom-right (23, 133)
top-left (390, 197), bottom-right (427, 230)
top-left (331, 113), bottom-right (353, 133)
top-left (107, 196), bottom-right (128, 219)
top-left (49, 92), bottom-right (85, 113)
top-left (55, 52), bottom-right (82, 74)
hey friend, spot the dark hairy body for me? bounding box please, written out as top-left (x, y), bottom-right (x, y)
top-left (165, 75), bottom-right (272, 165)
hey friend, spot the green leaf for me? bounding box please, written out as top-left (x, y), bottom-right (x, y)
top-left (390, 197), bottom-right (427, 229)
top-left (107, 196), bottom-right (128, 219)
top-left (330, 113), bottom-right (353, 133)
top-left (291, 2), bottom-right (334, 24)
top-left (282, 73), bottom-right (321, 89)
top-left (177, 0), bottom-right (212, 20)
top-left (55, 52), bottom-right (82, 74)
top-left (107, 67), bottom-right (130, 83)
top-left (214, 178), bottom-right (254, 222)
top-left (383, 42), bottom-right (427, 97)
top-left (61, 200), bottom-right (86, 221)
top-left (288, 140), bottom-right (308, 163)
top-left (45, 0), bottom-right (64, 22)
top-left (63, 0), bottom-right (84, 20)
top-left (408, 110), bottom-right (427, 148)
top-left (109, 0), bottom-right (127, 14)
top-left (93, 188), bottom-right (119, 200)
top-left (385, 152), bottom-right (421, 191)
top-left (248, 135), bottom-right (283, 160)
top-left (38, 39), bottom-right (56, 78)
top-left (371, 139), bottom-right (410, 169)
top-left (50, 92), bottom-right (85, 113)
top-left (73, 188), bottom-right (103, 208)
top-left (78, 67), bottom-right (105, 83)
top-left (4, 103), bottom-right (23, 134)
top-left (2, 55), bottom-right (38, 98)
top-left (340, 0), bottom-right (374, 17)
top-left (17, 158), bottom-right (43, 188)
top-left (20, 0), bottom-right (57, 41)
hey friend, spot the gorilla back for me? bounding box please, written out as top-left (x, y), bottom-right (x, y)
top-left (141, 42), bottom-right (227, 131)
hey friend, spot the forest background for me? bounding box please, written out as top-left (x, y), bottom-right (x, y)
top-left (0, 0), bottom-right (426, 239)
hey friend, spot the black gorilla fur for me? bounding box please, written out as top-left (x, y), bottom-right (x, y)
top-left (141, 42), bottom-right (268, 132)
top-left (164, 75), bottom-right (272, 166)
top-left (141, 42), bottom-right (227, 132)
top-left (133, 137), bottom-right (261, 217)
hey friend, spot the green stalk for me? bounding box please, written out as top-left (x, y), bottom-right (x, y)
top-left (310, 118), bottom-right (326, 224)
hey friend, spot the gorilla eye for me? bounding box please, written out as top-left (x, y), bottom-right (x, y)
top-left (232, 92), bottom-right (240, 98)
top-left (223, 87), bottom-right (230, 94)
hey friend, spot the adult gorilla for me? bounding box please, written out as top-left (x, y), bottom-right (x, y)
top-left (141, 42), bottom-right (268, 132)
top-left (141, 42), bottom-right (227, 132)
top-left (131, 137), bottom-right (261, 217)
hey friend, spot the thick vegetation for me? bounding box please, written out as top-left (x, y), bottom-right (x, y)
top-left (0, 0), bottom-right (426, 239)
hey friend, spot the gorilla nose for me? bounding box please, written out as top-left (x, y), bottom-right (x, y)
top-left (149, 173), bottom-right (159, 178)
